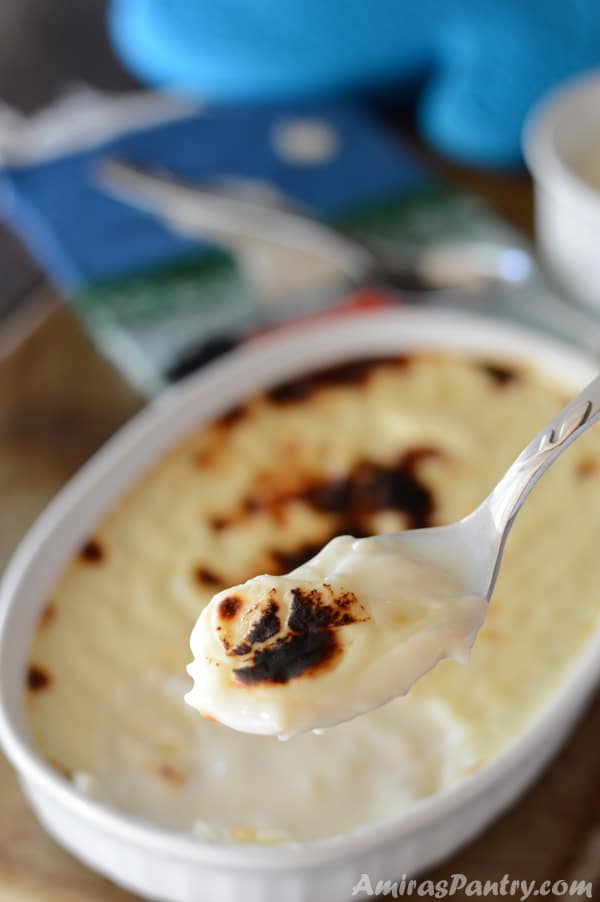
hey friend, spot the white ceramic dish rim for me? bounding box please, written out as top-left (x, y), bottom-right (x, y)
top-left (1, 307), bottom-right (600, 873)
top-left (523, 67), bottom-right (600, 221)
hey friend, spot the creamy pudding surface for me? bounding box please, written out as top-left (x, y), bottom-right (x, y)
top-left (26, 353), bottom-right (600, 841)
top-left (186, 534), bottom-right (486, 738)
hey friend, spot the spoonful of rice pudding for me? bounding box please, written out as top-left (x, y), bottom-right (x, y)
top-left (186, 372), bottom-right (600, 738)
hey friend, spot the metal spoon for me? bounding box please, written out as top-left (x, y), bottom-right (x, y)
top-left (386, 371), bottom-right (600, 605)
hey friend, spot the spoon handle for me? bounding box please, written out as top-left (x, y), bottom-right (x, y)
top-left (487, 372), bottom-right (600, 534)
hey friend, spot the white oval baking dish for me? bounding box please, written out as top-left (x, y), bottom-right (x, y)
top-left (1, 308), bottom-right (600, 902)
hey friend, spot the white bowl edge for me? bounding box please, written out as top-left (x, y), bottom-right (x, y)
top-left (523, 67), bottom-right (600, 222)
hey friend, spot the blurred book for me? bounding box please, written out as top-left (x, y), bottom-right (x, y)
top-left (0, 87), bottom-right (530, 394)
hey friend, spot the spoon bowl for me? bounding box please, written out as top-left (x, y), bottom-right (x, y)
top-left (375, 510), bottom-right (498, 602)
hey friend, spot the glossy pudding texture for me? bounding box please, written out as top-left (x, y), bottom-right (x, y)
top-left (185, 534), bottom-right (487, 738)
top-left (26, 354), bottom-right (600, 841)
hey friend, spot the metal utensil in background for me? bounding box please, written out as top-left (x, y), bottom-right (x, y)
top-left (95, 158), bottom-right (370, 308)
top-left (95, 158), bottom-right (600, 359)
top-left (95, 159), bottom-right (535, 297)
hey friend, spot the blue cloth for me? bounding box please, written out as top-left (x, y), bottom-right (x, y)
top-left (109, 0), bottom-right (600, 167)
top-left (0, 102), bottom-right (428, 290)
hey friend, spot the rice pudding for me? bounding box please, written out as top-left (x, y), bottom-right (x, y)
top-left (26, 353), bottom-right (600, 841)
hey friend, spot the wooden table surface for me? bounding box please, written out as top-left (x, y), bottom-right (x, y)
top-left (0, 2), bottom-right (598, 899)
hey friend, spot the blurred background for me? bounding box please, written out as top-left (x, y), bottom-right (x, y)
top-left (0, 0), bottom-right (539, 356)
top-left (0, 1), bottom-right (135, 327)
top-left (0, 1), bottom-right (599, 898)
top-left (2, 0), bottom-right (600, 385)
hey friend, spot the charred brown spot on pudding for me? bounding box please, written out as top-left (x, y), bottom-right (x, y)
top-left (200, 711), bottom-right (217, 722)
top-left (193, 445), bottom-right (218, 468)
top-left (37, 602), bottom-right (56, 631)
top-left (218, 596), bottom-right (243, 620)
top-left (79, 538), bottom-right (105, 563)
top-left (233, 630), bottom-right (339, 685)
top-left (478, 362), bottom-right (519, 386)
top-left (229, 641), bottom-right (252, 656)
top-left (27, 665), bottom-right (51, 691)
top-left (193, 565), bottom-right (224, 588)
top-left (153, 764), bottom-right (186, 787)
top-left (577, 457), bottom-right (599, 478)
top-left (288, 586), bottom-right (367, 631)
top-left (244, 599), bottom-right (281, 645)
top-left (267, 356), bottom-right (411, 404)
top-left (222, 594), bottom-right (282, 656)
top-left (215, 404), bottom-right (247, 429)
top-left (232, 585), bottom-right (368, 686)
top-left (48, 757), bottom-right (73, 780)
top-left (243, 496), bottom-right (263, 515)
top-left (210, 516), bottom-right (230, 532)
top-left (243, 446), bottom-right (441, 531)
top-left (303, 447), bottom-right (441, 530)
